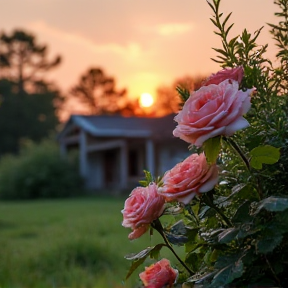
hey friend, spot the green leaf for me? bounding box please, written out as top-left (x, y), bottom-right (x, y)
top-left (211, 260), bottom-right (244, 286)
top-left (250, 145), bottom-right (280, 169)
top-left (218, 227), bottom-right (239, 244)
top-left (203, 136), bottom-right (221, 164)
top-left (253, 196), bottom-right (288, 215)
top-left (230, 183), bottom-right (258, 201)
top-left (256, 234), bottom-right (283, 254)
top-left (165, 220), bottom-right (189, 245)
top-left (176, 85), bottom-right (190, 103)
top-left (124, 244), bottom-right (165, 280)
top-left (139, 170), bottom-right (154, 186)
top-left (232, 201), bottom-right (253, 223)
top-left (125, 255), bottom-right (146, 280)
top-left (166, 233), bottom-right (188, 245)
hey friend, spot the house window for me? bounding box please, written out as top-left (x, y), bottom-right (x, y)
top-left (129, 150), bottom-right (138, 176)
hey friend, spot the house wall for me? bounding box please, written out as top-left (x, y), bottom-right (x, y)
top-left (157, 141), bottom-right (190, 175)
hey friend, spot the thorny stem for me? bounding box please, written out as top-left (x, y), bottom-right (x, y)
top-left (152, 218), bottom-right (194, 276)
top-left (265, 256), bottom-right (282, 287)
top-left (203, 192), bottom-right (233, 227)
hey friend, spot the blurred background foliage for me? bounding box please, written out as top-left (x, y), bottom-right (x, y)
top-left (0, 139), bottom-right (83, 199)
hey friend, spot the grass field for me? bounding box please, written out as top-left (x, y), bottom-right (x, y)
top-left (0, 196), bottom-right (180, 288)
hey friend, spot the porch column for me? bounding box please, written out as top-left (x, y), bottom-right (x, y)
top-left (146, 139), bottom-right (155, 176)
top-left (59, 141), bottom-right (67, 158)
top-left (120, 142), bottom-right (128, 189)
top-left (79, 130), bottom-right (88, 179)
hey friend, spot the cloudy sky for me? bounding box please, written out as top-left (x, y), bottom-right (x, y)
top-left (0, 0), bottom-right (278, 100)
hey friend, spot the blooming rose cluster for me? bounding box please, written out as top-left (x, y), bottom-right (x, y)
top-left (122, 67), bottom-right (252, 287)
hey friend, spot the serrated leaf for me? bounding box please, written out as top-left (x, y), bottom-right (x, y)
top-left (203, 136), bottom-right (221, 164)
top-left (250, 145), bottom-right (280, 169)
top-left (253, 196), bottom-right (288, 215)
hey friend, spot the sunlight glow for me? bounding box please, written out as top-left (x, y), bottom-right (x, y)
top-left (139, 93), bottom-right (154, 108)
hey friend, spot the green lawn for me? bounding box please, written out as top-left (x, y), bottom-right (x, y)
top-left (0, 196), bottom-right (177, 288)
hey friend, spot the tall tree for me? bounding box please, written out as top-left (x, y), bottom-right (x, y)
top-left (0, 29), bottom-right (61, 93)
top-left (0, 29), bottom-right (62, 155)
top-left (69, 67), bottom-right (127, 114)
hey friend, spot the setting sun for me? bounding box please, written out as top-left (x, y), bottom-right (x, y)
top-left (139, 93), bottom-right (154, 108)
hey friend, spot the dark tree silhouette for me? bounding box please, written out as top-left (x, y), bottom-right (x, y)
top-left (154, 75), bottom-right (206, 116)
top-left (70, 67), bottom-right (127, 114)
top-left (0, 29), bottom-right (62, 155)
top-left (0, 29), bottom-right (61, 93)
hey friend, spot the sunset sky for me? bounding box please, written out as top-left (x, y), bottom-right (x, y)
top-left (0, 0), bottom-right (278, 102)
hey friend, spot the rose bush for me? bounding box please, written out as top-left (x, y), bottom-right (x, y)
top-left (122, 0), bottom-right (288, 287)
top-left (139, 258), bottom-right (178, 288)
top-left (158, 153), bottom-right (218, 205)
top-left (173, 78), bottom-right (252, 147)
top-left (122, 182), bottom-right (165, 240)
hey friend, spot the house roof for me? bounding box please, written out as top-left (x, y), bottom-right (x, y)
top-left (58, 113), bottom-right (178, 140)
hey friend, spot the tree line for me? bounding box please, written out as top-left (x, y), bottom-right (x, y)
top-left (0, 29), bottom-right (205, 156)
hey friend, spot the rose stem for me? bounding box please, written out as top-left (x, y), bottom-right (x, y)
top-left (265, 256), bottom-right (282, 287)
top-left (152, 218), bottom-right (194, 276)
top-left (223, 137), bottom-right (264, 199)
top-left (222, 136), bottom-right (250, 172)
top-left (203, 193), bottom-right (233, 227)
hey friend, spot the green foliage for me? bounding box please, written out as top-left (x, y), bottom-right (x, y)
top-left (139, 170), bottom-right (163, 187)
top-left (0, 139), bottom-right (83, 199)
top-left (176, 85), bottom-right (190, 104)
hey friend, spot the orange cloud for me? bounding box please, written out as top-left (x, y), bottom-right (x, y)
top-left (156, 23), bottom-right (194, 36)
top-left (27, 21), bottom-right (143, 59)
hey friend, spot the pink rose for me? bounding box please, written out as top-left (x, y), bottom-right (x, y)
top-left (122, 183), bottom-right (165, 240)
top-left (173, 79), bottom-right (252, 147)
top-left (139, 258), bottom-right (178, 288)
top-left (202, 66), bottom-right (244, 86)
top-left (158, 153), bottom-right (218, 205)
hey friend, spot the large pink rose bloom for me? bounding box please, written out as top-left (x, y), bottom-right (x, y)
top-left (139, 258), bottom-right (178, 288)
top-left (122, 183), bottom-right (165, 240)
top-left (202, 66), bottom-right (244, 86)
top-left (173, 79), bottom-right (252, 147)
top-left (158, 153), bottom-right (218, 205)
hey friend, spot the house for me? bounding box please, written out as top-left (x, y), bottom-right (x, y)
top-left (57, 113), bottom-right (190, 192)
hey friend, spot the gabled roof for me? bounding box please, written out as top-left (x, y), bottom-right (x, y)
top-left (58, 113), bottom-right (178, 140)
